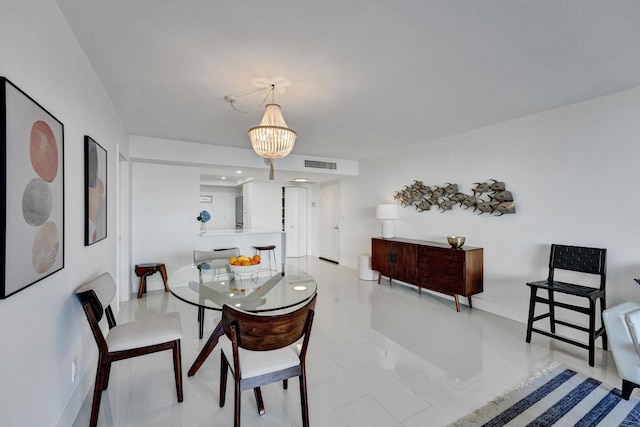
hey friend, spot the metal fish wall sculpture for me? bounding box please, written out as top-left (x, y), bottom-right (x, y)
top-left (393, 178), bottom-right (516, 216)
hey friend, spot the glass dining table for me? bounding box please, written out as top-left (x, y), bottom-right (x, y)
top-left (168, 263), bottom-right (317, 377)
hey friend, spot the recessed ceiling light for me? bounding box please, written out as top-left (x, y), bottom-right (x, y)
top-left (293, 178), bottom-right (308, 182)
top-left (221, 176), bottom-right (227, 180)
top-left (236, 170), bottom-right (242, 174)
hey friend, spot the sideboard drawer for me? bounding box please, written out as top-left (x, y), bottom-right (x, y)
top-left (418, 246), bottom-right (465, 262)
top-left (417, 257), bottom-right (464, 278)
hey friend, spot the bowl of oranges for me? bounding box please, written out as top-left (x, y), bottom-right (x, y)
top-left (228, 254), bottom-right (261, 277)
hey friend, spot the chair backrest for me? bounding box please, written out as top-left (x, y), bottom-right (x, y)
top-left (75, 272), bottom-right (116, 322)
top-left (548, 244), bottom-right (607, 289)
top-left (222, 294), bottom-right (317, 352)
top-left (75, 273), bottom-right (118, 351)
top-left (193, 247), bottom-right (240, 264)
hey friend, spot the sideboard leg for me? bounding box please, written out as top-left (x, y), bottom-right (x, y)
top-left (454, 294), bottom-right (460, 312)
top-left (467, 295), bottom-right (473, 309)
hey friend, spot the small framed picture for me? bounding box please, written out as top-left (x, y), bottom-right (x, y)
top-left (200, 195), bottom-right (213, 203)
top-left (84, 135), bottom-right (107, 245)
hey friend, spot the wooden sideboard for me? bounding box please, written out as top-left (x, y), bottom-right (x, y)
top-left (371, 237), bottom-right (483, 311)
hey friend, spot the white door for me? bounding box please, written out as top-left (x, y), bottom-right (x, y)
top-left (319, 183), bottom-right (340, 263)
top-left (284, 187), bottom-right (308, 257)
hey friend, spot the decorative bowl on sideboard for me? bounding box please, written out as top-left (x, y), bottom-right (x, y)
top-left (447, 236), bottom-right (466, 248)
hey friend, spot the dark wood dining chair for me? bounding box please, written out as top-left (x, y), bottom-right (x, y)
top-left (75, 272), bottom-right (184, 427)
top-left (525, 244), bottom-right (607, 366)
top-left (219, 294), bottom-right (317, 427)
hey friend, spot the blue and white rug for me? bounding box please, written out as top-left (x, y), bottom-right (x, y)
top-left (450, 365), bottom-right (640, 426)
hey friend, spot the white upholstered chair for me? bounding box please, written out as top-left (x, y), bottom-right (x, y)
top-left (603, 298), bottom-right (640, 399)
top-left (75, 272), bottom-right (183, 427)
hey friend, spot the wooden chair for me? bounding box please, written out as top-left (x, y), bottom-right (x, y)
top-left (75, 273), bottom-right (183, 427)
top-left (193, 248), bottom-right (240, 338)
top-left (219, 294), bottom-right (317, 427)
top-left (525, 244), bottom-right (607, 366)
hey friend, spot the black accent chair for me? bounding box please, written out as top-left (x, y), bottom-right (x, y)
top-left (525, 244), bottom-right (607, 366)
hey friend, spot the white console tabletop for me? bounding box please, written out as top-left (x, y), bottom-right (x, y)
top-left (198, 229), bottom-right (286, 273)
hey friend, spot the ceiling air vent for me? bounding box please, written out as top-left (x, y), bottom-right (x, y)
top-left (304, 160), bottom-right (337, 170)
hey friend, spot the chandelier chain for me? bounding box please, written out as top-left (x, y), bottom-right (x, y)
top-left (228, 85), bottom-right (276, 116)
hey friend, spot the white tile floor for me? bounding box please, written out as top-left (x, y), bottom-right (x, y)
top-left (74, 257), bottom-right (624, 427)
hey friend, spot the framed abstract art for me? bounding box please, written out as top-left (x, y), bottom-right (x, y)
top-left (1, 77), bottom-right (65, 299)
top-left (84, 135), bottom-right (107, 245)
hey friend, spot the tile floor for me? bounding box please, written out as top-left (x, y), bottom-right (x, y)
top-left (74, 257), bottom-right (624, 427)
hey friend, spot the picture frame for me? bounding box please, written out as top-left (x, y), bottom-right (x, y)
top-left (1, 77), bottom-right (65, 299)
top-left (84, 135), bottom-right (107, 245)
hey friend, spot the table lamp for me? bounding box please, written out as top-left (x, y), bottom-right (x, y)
top-left (376, 204), bottom-right (399, 238)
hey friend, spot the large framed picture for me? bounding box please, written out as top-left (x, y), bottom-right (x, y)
top-left (1, 77), bottom-right (65, 299)
top-left (84, 135), bottom-right (107, 245)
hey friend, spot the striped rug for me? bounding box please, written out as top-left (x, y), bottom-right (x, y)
top-left (450, 365), bottom-right (640, 426)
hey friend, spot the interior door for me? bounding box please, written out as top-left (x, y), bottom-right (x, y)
top-left (284, 187), bottom-right (307, 257)
top-left (319, 183), bottom-right (340, 263)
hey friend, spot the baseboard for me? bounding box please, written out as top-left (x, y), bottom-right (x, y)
top-left (319, 257), bottom-right (339, 264)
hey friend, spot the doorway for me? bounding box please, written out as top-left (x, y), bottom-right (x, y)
top-left (319, 183), bottom-right (340, 263)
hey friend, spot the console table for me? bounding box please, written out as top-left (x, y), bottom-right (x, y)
top-left (371, 237), bottom-right (483, 311)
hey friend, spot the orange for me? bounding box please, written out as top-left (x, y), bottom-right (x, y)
top-left (241, 260), bottom-right (251, 266)
top-left (253, 254), bottom-right (261, 262)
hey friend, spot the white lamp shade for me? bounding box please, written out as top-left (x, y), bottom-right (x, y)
top-left (376, 204), bottom-right (399, 220)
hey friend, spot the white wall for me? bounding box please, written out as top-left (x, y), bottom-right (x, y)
top-left (199, 185), bottom-right (239, 230)
top-left (340, 87), bottom-right (640, 322)
top-left (0, 1), bottom-right (128, 425)
top-left (131, 163), bottom-right (201, 291)
top-left (243, 182), bottom-right (283, 230)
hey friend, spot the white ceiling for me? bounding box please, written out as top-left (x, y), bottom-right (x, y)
top-left (56, 0), bottom-right (640, 183)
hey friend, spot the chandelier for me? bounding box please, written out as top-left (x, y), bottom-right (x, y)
top-left (226, 84), bottom-right (297, 180)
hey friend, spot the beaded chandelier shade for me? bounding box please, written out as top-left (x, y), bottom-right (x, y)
top-left (248, 103), bottom-right (297, 160)
top-left (226, 84), bottom-right (298, 180)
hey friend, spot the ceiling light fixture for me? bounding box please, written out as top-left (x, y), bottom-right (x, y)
top-left (226, 84), bottom-right (297, 180)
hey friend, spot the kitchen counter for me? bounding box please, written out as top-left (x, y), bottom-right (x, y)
top-left (198, 229), bottom-right (286, 273)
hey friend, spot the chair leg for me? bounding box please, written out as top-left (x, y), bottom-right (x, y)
top-left (600, 297), bottom-right (608, 350)
top-left (220, 353), bottom-right (228, 407)
top-left (198, 307), bottom-right (204, 339)
top-left (173, 340), bottom-right (183, 402)
top-left (283, 378), bottom-right (288, 389)
top-left (102, 361), bottom-right (112, 390)
top-left (234, 380), bottom-right (241, 427)
top-left (159, 264), bottom-right (169, 292)
top-left (137, 275), bottom-right (146, 298)
top-left (254, 387), bottom-right (265, 416)
top-left (622, 379), bottom-right (638, 400)
top-left (90, 359), bottom-right (107, 427)
top-left (588, 299), bottom-right (596, 367)
top-left (548, 289), bottom-right (556, 333)
top-left (299, 371), bottom-right (310, 427)
top-left (526, 287), bottom-right (537, 343)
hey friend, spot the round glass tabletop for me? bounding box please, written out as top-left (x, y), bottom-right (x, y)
top-left (168, 264), bottom-right (317, 313)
